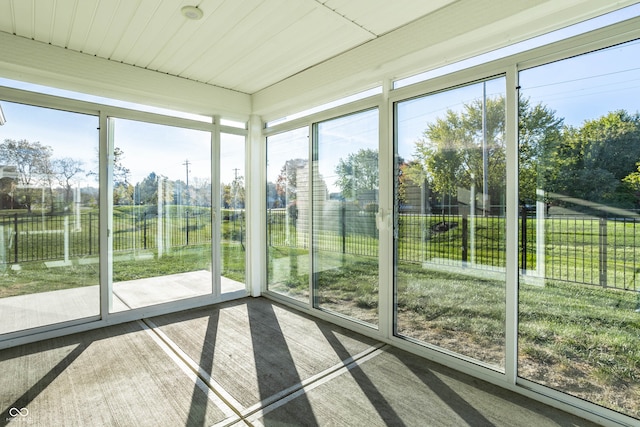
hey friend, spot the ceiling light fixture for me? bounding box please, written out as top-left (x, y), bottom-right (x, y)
top-left (181, 6), bottom-right (203, 20)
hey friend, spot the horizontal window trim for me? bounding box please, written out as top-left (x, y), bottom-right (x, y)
top-left (262, 96), bottom-right (383, 137)
top-left (390, 72), bottom-right (507, 108)
top-left (515, 15), bottom-right (640, 72)
top-left (0, 85), bottom-right (249, 136)
top-left (390, 16), bottom-right (640, 103)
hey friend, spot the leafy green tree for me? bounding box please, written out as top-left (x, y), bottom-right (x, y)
top-left (409, 96), bottom-right (506, 213)
top-left (334, 148), bottom-right (378, 200)
top-left (113, 182), bottom-right (133, 205)
top-left (136, 172), bottom-right (159, 205)
top-left (518, 98), bottom-right (564, 202)
top-left (406, 95), bottom-right (564, 213)
top-left (554, 111), bottom-right (640, 207)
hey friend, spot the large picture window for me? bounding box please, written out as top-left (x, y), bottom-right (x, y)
top-left (518, 40), bottom-right (640, 419)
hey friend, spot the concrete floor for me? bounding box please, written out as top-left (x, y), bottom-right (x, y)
top-left (0, 297), bottom-right (600, 427)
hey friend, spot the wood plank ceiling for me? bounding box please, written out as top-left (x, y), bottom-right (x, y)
top-left (0, 0), bottom-right (455, 94)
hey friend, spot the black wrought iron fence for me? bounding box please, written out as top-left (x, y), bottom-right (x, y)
top-left (3, 209), bottom-right (638, 291)
top-left (0, 213), bottom-right (99, 263)
top-left (268, 209), bottom-right (639, 291)
top-left (0, 209), bottom-right (228, 264)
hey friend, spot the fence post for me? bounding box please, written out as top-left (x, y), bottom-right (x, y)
top-left (461, 214), bottom-right (468, 263)
top-left (341, 201), bottom-right (346, 254)
top-left (186, 210), bottom-right (190, 245)
top-left (599, 218), bottom-right (607, 288)
top-left (520, 206), bottom-right (527, 273)
top-left (13, 213), bottom-right (18, 264)
top-left (88, 213), bottom-right (92, 255)
top-left (143, 212), bottom-right (147, 250)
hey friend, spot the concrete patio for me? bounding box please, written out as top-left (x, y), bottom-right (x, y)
top-left (0, 271), bottom-right (246, 335)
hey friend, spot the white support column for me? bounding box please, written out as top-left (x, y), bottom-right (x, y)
top-left (211, 116), bottom-right (221, 297)
top-left (247, 114), bottom-right (266, 297)
top-left (378, 79), bottom-right (393, 340)
top-left (157, 178), bottom-right (163, 258)
top-left (505, 66), bottom-right (520, 385)
top-left (99, 113), bottom-right (113, 317)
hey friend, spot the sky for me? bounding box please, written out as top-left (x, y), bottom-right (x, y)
top-left (1, 4), bottom-right (638, 194)
top-left (397, 38), bottom-right (640, 163)
top-left (0, 100), bottom-right (245, 189)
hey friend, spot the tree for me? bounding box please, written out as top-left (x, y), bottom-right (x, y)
top-left (276, 158), bottom-right (307, 206)
top-left (222, 175), bottom-right (245, 209)
top-left (113, 182), bottom-right (134, 205)
top-left (409, 96), bottom-right (506, 215)
top-left (334, 148), bottom-right (378, 201)
top-left (0, 139), bottom-right (53, 212)
top-left (406, 95), bottom-right (565, 214)
top-left (53, 157), bottom-right (85, 206)
top-left (191, 177), bottom-right (211, 207)
top-left (517, 97), bottom-right (564, 202)
top-left (136, 172), bottom-right (159, 205)
top-left (113, 147), bottom-right (130, 186)
top-left (554, 111), bottom-right (640, 208)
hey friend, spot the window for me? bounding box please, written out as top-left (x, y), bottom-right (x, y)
top-left (266, 127), bottom-right (310, 302)
top-left (395, 78), bottom-right (507, 370)
top-left (518, 39), bottom-right (640, 419)
top-left (109, 118), bottom-right (212, 311)
top-left (220, 132), bottom-right (246, 293)
top-left (0, 101), bottom-right (99, 333)
top-left (313, 109), bottom-right (379, 325)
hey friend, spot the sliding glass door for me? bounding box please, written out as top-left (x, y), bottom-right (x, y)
top-left (313, 109), bottom-right (379, 325)
top-left (0, 101), bottom-right (99, 334)
top-left (109, 118), bottom-right (212, 312)
top-left (394, 78), bottom-right (507, 369)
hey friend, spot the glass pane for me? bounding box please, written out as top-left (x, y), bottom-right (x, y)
top-left (314, 109), bottom-right (379, 325)
top-left (518, 40), bottom-right (640, 420)
top-left (266, 128), bottom-right (309, 302)
top-left (110, 119), bottom-right (212, 311)
top-left (220, 133), bottom-right (246, 293)
top-left (395, 78), bottom-right (506, 369)
top-left (0, 101), bottom-right (99, 333)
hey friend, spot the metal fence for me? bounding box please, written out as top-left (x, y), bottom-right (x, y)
top-left (267, 209), bottom-right (639, 291)
top-left (0, 209), bottom-right (241, 264)
top-left (3, 209), bottom-right (638, 291)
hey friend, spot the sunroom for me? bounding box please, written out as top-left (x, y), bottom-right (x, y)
top-left (1, 1), bottom-right (639, 425)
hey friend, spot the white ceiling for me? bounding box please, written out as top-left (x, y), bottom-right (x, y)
top-left (0, 0), bottom-right (638, 120)
top-left (0, 0), bottom-right (455, 94)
